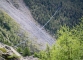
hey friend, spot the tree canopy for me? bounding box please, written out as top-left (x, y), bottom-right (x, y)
top-left (24, 0), bottom-right (83, 35)
top-left (35, 17), bottom-right (83, 60)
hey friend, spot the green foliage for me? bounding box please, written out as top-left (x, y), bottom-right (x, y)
top-left (34, 52), bottom-right (39, 58)
top-left (24, 0), bottom-right (83, 35)
top-left (8, 54), bottom-right (20, 59)
top-left (37, 17), bottom-right (83, 60)
top-left (0, 48), bottom-right (7, 53)
top-left (53, 26), bottom-right (81, 60)
top-left (17, 47), bottom-right (22, 54)
top-left (0, 10), bottom-right (20, 46)
top-left (22, 47), bottom-right (31, 56)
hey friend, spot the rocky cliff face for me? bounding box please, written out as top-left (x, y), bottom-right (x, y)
top-left (0, 43), bottom-right (38, 60)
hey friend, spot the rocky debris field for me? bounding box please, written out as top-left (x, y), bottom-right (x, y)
top-left (0, 0), bottom-right (55, 49)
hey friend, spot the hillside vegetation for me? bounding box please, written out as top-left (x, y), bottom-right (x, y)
top-left (0, 10), bottom-right (39, 56)
top-left (24, 0), bottom-right (83, 35)
top-left (0, 10), bottom-right (20, 46)
top-left (34, 17), bottom-right (83, 60)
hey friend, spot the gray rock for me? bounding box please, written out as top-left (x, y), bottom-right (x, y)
top-left (0, 56), bottom-right (5, 60)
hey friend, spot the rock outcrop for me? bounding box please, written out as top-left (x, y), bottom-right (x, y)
top-left (0, 43), bottom-right (21, 60)
top-left (0, 43), bottom-right (38, 60)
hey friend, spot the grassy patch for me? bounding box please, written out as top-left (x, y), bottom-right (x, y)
top-left (0, 48), bottom-right (7, 53)
top-left (8, 54), bottom-right (20, 59)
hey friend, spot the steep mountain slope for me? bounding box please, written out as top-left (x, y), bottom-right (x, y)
top-left (0, 0), bottom-right (55, 48)
top-left (24, 0), bottom-right (83, 35)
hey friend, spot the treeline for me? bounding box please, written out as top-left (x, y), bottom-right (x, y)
top-left (34, 17), bottom-right (83, 60)
top-left (0, 10), bottom-right (39, 56)
top-left (24, 0), bottom-right (83, 35)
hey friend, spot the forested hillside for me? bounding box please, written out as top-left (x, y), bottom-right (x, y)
top-left (24, 0), bottom-right (83, 35)
top-left (34, 17), bottom-right (83, 60)
top-left (0, 10), bottom-right (20, 46)
top-left (0, 0), bottom-right (83, 60)
top-left (23, 0), bottom-right (83, 59)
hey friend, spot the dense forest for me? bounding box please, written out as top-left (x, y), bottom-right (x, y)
top-left (0, 0), bottom-right (83, 60)
top-left (34, 17), bottom-right (83, 60)
top-left (0, 9), bottom-right (83, 59)
top-left (24, 0), bottom-right (83, 35)
top-left (23, 0), bottom-right (83, 60)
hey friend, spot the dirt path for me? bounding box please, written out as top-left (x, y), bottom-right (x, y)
top-left (0, 0), bottom-right (55, 49)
